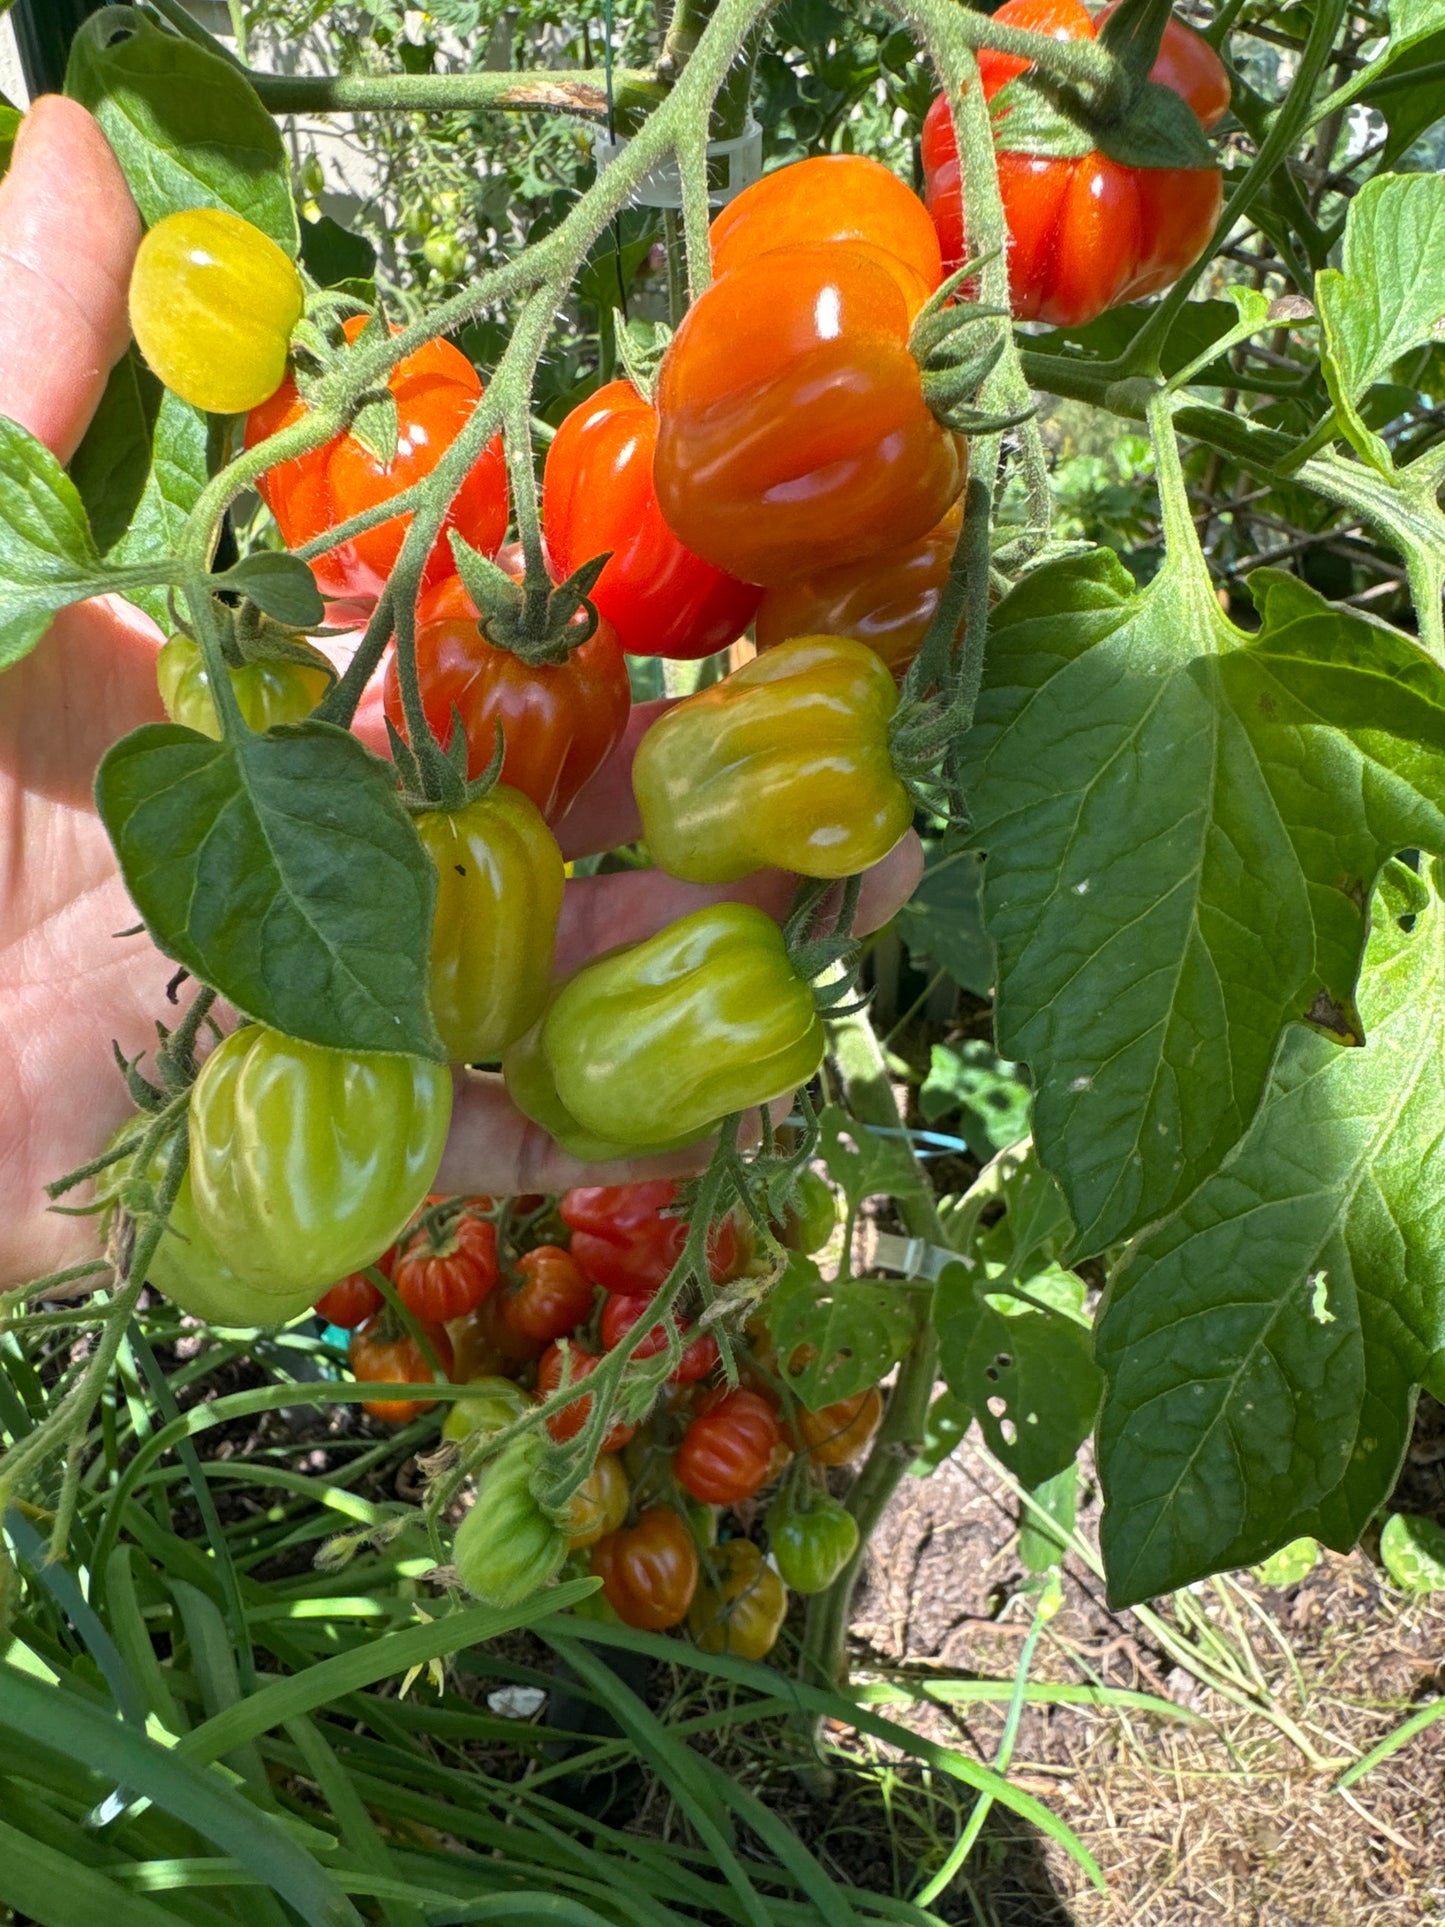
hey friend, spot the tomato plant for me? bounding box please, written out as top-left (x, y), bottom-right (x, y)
top-left (687, 1539), bottom-right (789, 1659)
top-left (560, 1182), bottom-right (738, 1296)
top-left (676, 1389), bottom-right (782, 1506)
top-left (156, 633), bottom-right (330, 739)
top-left (453, 1434), bottom-right (570, 1606)
top-left (313, 1271), bottom-right (386, 1330)
top-left (536, 1341), bottom-right (638, 1452)
top-left (498, 1244), bottom-right (596, 1346)
top-left (393, 1207), bottom-right (499, 1322)
top-left (349, 1315), bottom-right (454, 1424)
top-left (591, 1505), bottom-right (700, 1629)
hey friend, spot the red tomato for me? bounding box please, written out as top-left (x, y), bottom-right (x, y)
top-left (591, 1505), bottom-right (699, 1630)
top-left (393, 1211), bottom-right (499, 1323)
top-left (382, 572), bottom-right (630, 824)
top-left (542, 380), bottom-right (761, 662)
top-left (499, 1244), bottom-right (596, 1346)
top-left (245, 317), bottom-right (508, 616)
top-left (675, 1388), bottom-right (781, 1505)
top-left (451, 1287), bottom-right (545, 1378)
top-left (314, 1271), bottom-right (385, 1329)
top-left (797, 1385), bottom-right (884, 1467)
top-left (920, 0), bottom-right (1230, 329)
top-left (754, 502), bottom-right (962, 680)
top-left (599, 1293), bottom-right (721, 1384)
top-left (654, 246), bottom-right (967, 587)
top-left (536, 1341), bottom-right (637, 1451)
top-left (709, 153), bottom-right (942, 313)
top-left (349, 1316), bottom-right (454, 1424)
top-left (560, 1182), bottom-right (739, 1297)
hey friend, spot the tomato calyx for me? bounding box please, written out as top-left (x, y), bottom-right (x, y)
top-left (908, 264), bottom-right (1036, 438)
top-left (449, 532), bottom-right (613, 670)
top-left (289, 304), bottom-right (405, 464)
top-left (989, 67), bottom-right (1217, 172)
top-left (612, 314), bottom-right (671, 406)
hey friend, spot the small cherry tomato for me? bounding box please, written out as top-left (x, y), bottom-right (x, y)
top-left (567, 1451), bottom-right (631, 1551)
top-left (130, 208), bottom-right (303, 415)
top-left (688, 1539), bottom-right (788, 1658)
top-left (383, 572), bottom-right (630, 824)
top-left (560, 1181), bottom-right (740, 1297)
top-left (798, 1386), bottom-right (884, 1467)
top-left (766, 1488), bottom-right (859, 1594)
top-left (543, 379), bottom-right (761, 661)
top-left (393, 1210), bottom-right (499, 1322)
top-left (453, 1433), bottom-right (570, 1606)
top-left (441, 1373), bottom-right (532, 1443)
top-left (313, 1272), bottom-right (385, 1329)
top-left (156, 634), bottom-right (330, 739)
top-left (675, 1388), bottom-right (782, 1506)
top-left (451, 1289), bottom-right (546, 1379)
top-left (349, 1315), bottom-right (454, 1424)
top-left (591, 1505), bottom-right (699, 1629)
top-left (599, 1294), bottom-right (720, 1385)
top-left (775, 1168), bottom-right (838, 1256)
top-left (537, 1341), bottom-right (637, 1452)
top-left (499, 1245), bottom-right (597, 1346)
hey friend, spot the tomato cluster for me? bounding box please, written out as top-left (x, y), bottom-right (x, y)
top-left (311, 1177), bottom-right (876, 1654)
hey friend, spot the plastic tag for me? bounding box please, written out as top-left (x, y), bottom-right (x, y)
top-left (590, 118), bottom-right (764, 209)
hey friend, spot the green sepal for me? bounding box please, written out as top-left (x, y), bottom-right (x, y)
top-left (991, 71), bottom-right (1216, 170)
top-left (614, 314), bottom-right (672, 404)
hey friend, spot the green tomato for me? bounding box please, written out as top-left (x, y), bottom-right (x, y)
top-left (156, 634), bottom-right (329, 740)
top-left (96, 1127), bottom-right (315, 1327)
top-left (766, 1489), bottom-right (859, 1595)
top-left (129, 208), bottom-right (304, 414)
top-left (502, 1016), bottom-right (709, 1164)
top-left (442, 1374), bottom-right (533, 1444)
top-left (453, 1434), bottom-right (570, 1608)
top-left (423, 230), bottom-right (468, 278)
top-left (189, 1026), bottom-right (452, 1298)
top-left (780, 1168), bottom-right (837, 1254)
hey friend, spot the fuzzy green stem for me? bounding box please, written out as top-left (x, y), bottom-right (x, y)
top-left (250, 68), bottom-right (663, 120)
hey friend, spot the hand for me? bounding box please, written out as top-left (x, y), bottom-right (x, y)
top-left (0, 97), bottom-right (922, 1289)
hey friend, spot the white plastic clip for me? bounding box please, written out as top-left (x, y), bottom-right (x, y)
top-left (589, 118), bottom-right (764, 210)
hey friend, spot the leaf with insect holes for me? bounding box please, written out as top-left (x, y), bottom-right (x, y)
top-left (765, 1255), bottom-right (915, 1412)
top-left (817, 1104), bottom-right (933, 1221)
top-left (1096, 861), bottom-right (1445, 1607)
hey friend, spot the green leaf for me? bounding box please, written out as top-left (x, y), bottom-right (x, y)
top-left (764, 1254), bottom-right (915, 1410)
top-left (1380, 1512), bottom-right (1445, 1592)
top-left (1317, 171), bottom-right (1445, 473)
top-left (1019, 1462), bottom-right (1079, 1574)
top-left (1251, 1537), bottom-right (1320, 1587)
top-left (95, 720), bottom-right (443, 1059)
top-left (894, 842), bottom-right (993, 995)
top-left (936, 1260), bottom-right (1101, 1487)
top-left (299, 213), bottom-right (376, 288)
top-left (216, 552), bottom-right (325, 629)
top-left (1361, 32), bottom-right (1445, 167)
top-left (0, 102), bottom-right (20, 179)
top-left (66, 8), bottom-right (298, 253)
top-left (962, 550), bottom-right (1445, 1257)
top-left (919, 1039), bottom-right (1031, 1158)
top-left (911, 1388), bottom-right (971, 1473)
top-left (817, 1102), bottom-right (928, 1215)
top-left (1096, 862), bottom-right (1445, 1605)
top-left (0, 417), bottom-right (116, 673)
top-left (1386, 0), bottom-right (1445, 54)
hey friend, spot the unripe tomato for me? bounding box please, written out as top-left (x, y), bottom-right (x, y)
top-left (591, 1505), bottom-right (699, 1629)
top-left (536, 1341), bottom-right (637, 1452)
top-left (753, 504), bottom-right (962, 680)
top-left (920, 0), bottom-right (1230, 328)
top-left (567, 1451), bottom-right (630, 1550)
top-left (441, 1373), bottom-right (532, 1443)
top-left (687, 1540), bottom-right (788, 1658)
top-left (498, 1245), bottom-right (596, 1346)
top-left (654, 246), bottom-right (966, 587)
top-left (415, 787), bottom-right (564, 1063)
top-left (156, 634), bottom-right (329, 740)
top-left (709, 153), bottom-right (942, 313)
top-left (543, 380), bottom-right (761, 661)
top-left (560, 1181), bottom-right (740, 1297)
top-left (633, 634), bottom-right (913, 884)
top-left (383, 573), bottom-right (630, 824)
top-left (798, 1386), bottom-right (884, 1467)
top-left (245, 317), bottom-right (508, 616)
top-left (766, 1489), bottom-right (859, 1594)
top-left (393, 1211), bottom-right (499, 1322)
top-left (129, 208), bottom-right (303, 414)
top-left (777, 1169), bottom-right (837, 1255)
top-left (502, 1017), bottom-right (699, 1164)
top-left (675, 1389), bottom-right (782, 1505)
top-left (599, 1293), bottom-right (720, 1385)
top-left (188, 1027), bottom-right (452, 1298)
top-left (313, 1271), bottom-right (385, 1329)
top-left (349, 1315), bottom-right (454, 1423)
top-left (453, 1433), bottom-right (570, 1606)
top-left (423, 229), bottom-right (468, 278)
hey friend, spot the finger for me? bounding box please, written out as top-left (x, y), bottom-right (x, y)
top-left (0, 96), bottom-right (141, 462)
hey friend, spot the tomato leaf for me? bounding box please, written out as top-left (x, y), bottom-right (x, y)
top-left (1380, 1513), bottom-right (1445, 1592)
top-left (894, 841), bottom-right (994, 996)
top-left (0, 416), bottom-right (124, 673)
top-left (765, 1255), bottom-right (914, 1410)
top-left (1096, 861), bottom-right (1445, 1606)
top-left (962, 551), bottom-right (1445, 1256)
top-left (95, 720), bottom-right (443, 1059)
top-left (66, 8), bottom-right (298, 254)
top-left (215, 552), bottom-right (326, 630)
top-left (817, 1104), bottom-right (932, 1219)
top-left (1316, 172), bottom-right (1445, 474)
top-left (919, 1040), bottom-right (1031, 1159)
top-left (936, 1261), bottom-right (1100, 1488)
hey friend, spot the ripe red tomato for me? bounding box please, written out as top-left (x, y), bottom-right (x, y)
top-left (382, 572), bottom-right (630, 824)
top-left (654, 245), bottom-right (967, 587)
top-left (709, 153), bottom-right (942, 313)
top-left (599, 1293), bottom-right (721, 1385)
top-left (451, 1287), bottom-right (545, 1379)
top-left (393, 1211), bottom-right (499, 1323)
top-left (313, 1270), bottom-right (385, 1329)
top-left (542, 380), bottom-right (761, 662)
top-left (499, 1244), bottom-right (596, 1346)
top-left (349, 1316), bottom-right (454, 1424)
top-left (675, 1388), bottom-right (782, 1505)
top-left (920, 0), bottom-right (1230, 329)
top-left (536, 1340), bottom-right (637, 1451)
top-left (591, 1505), bottom-right (700, 1630)
top-left (245, 316), bottom-right (508, 616)
top-left (559, 1182), bottom-right (739, 1297)
top-left (797, 1386), bottom-right (884, 1467)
